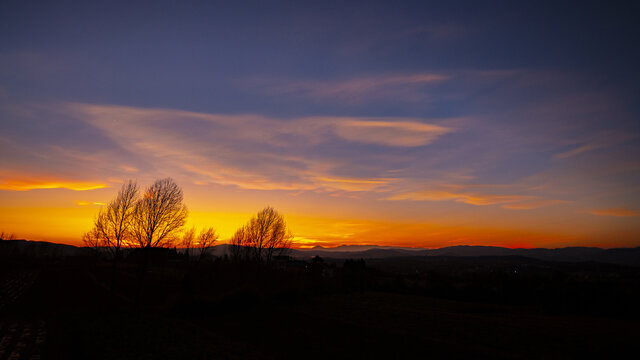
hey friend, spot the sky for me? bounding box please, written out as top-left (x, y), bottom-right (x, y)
top-left (1, 1), bottom-right (639, 248)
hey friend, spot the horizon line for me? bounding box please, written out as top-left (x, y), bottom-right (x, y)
top-left (5, 238), bottom-right (639, 251)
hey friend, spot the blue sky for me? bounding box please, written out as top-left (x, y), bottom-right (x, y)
top-left (1, 1), bottom-right (639, 247)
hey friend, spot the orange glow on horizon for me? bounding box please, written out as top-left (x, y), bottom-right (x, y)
top-left (0, 179), bottom-right (107, 191)
top-left (4, 205), bottom-right (628, 250)
top-left (1, 173), bottom-right (638, 250)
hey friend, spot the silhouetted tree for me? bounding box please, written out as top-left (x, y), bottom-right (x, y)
top-left (196, 226), bottom-right (218, 262)
top-left (229, 226), bottom-right (248, 261)
top-left (0, 231), bottom-right (16, 241)
top-left (131, 178), bottom-right (188, 309)
top-left (181, 226), bottom-right (217, 262)
top-left (90, 180), bottom-right (139, 257)
top-left (0, 232), bottom-right (17, 262)
top-left (83, 180), bottom-right (139, 308)
top-left (181, 227), bottom-right (196, 260)
top-left (132, 178), bottom-right (188, 249)
top-left (230, 206), bottom-right (293, 263)
top-left (82, 227), bottom-right (103, 255)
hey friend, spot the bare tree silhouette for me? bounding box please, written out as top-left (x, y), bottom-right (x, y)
top-left (196, 227), bottom-right (218, 262)
top-left (181, 226), bottom-right (218, 263)
top-left (82, 226), bottom-right (103, 254)
top-left (229, 226), bottom-right (247, 261)
top-left (0, 231), bottom-right (16, 241)
top-left (89, 180), bottom-right (139, 256)
top-left (181, 227), bottom-right (196, 260)
top-left (131, 178), bottom-right (188, 309)
top-left (230, 206), bottom-right (293, 263)
top-left (132, 178), bottom-right (188, 249)
top-left (83, 180), bottom-right (139, 308)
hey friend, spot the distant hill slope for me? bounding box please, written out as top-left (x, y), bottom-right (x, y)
top-left (215, 244), bottom-right (640, 266)
top-left (2, 240), bottom-right (639, 266)
top-left (289, 245), bottom-right (640, 267)
top-left (0, 239), bottom-right (88, 257)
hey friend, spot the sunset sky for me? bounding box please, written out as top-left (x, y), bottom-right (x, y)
top-left (1, 1), bottom-right (639, 248)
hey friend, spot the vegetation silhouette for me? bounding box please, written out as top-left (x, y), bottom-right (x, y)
top-left (131, 178), bottom-right (189, 309)
top-left (230, 206), bottom-right (293, 264)
top-left (82, 178), bottom-right (192, 310)
top-left (83, 180), bottom-right (138, 309)
top-left (82, 179), bottom-right (295, 312)
top-left (2, 180), bottom-right (640, 359)
top-left (181, 226), bottom-right (218, 263)
top-left (0, 232), bottom-right (16, 241)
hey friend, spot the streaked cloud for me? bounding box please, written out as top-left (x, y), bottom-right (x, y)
top-left (588, 208), bottom-right (639, 217)
top-left (245, 73), bottom-right (449, 104)
top-left (56, 102), bottom-right (452, 194)
top-left (291, 236), bottom-right (325, 249)
top-left (502, 200), bottom-right (570, 210)
top-left (313, 176), bottom-right (395, 192)
top-left (120, 165), bottom-right (138, 173)
top-left (388, 189), bottom-right (532, 206)
top-left (333, 120), bottom-right (452, 147)
top-left (386, 182), bottom-right (572, 210)
top-left (553, 131), bottom-right (637, 160)
top-left (0, 175), bottom-right (107, 191)
top-left (74, 200), bottom-right (106, 206)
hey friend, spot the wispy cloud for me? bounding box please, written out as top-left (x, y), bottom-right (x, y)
top-left (332, 119), bottom-right (452, 147)
top-left (386, 182), bottom-right (570, 210)
top-left (4, 96), bottom-right (637, 227)
top-left (120, 165), bottom-right (138, 173)
top-left (588, 208), bottom-right (639, 217)
top-left (69, 103), bottom-right (453, 148)
top-left (553, 131), bottom-right (637, 160)
top-left (312, 176), bottom-right (395, 192)
top-left (388, 189), bottom-right (533, 206)
top-left (75, 200), bottom-right (106, 206)
top-left (0, 176), bottom-right (107, 191)
top-left (244, 73), bottom-right (449, 104)
top-left (502, 199), bottom-right (570, 210)
top-left (59, 103), bottom-right (452, 194)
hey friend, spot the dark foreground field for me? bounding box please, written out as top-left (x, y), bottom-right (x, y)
top-left (1, 247), bottom-right (639, 359)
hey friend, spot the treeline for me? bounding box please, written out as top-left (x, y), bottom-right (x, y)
top-left (84, 178), bottom-right (293, 261)
top-left (82, 178), bottom-right (294, 310)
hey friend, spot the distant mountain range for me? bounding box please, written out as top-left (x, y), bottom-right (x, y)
top-left (2, 240), bottom-right (639, 266)
top-left (174, 243), bottom-right (640, 267)
top-left (288, 244), bottom-right (640, 266)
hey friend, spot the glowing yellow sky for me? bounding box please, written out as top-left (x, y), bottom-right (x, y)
top-left (1, 178), bottom-right (638, 249)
